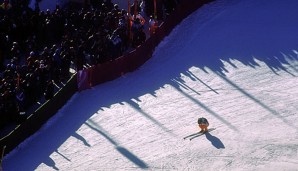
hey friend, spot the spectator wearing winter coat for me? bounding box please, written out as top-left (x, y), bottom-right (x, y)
top-left (163, 0), bottom-right (178, 15)
top-left (109, 31), bottom-right (122, 59)
top-left (130, 2), bottom-right (141, 16)
top-left (104, 0), bottom-right (114, 11)
top-left (0, 0), bottom-right (12, 10)
top-left (134, 13), bottom-right (145, 26)
top-left (131, 18), bottom-right (146, 47)
top-left (44, 80), bottom-right (54, 100)
top-left (15, 87), bottom-right (25, 111)
top-left (148, 15), bottom-right (158, 36)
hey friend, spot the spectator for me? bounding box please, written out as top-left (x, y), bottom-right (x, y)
top-left (163, 0), bottom-right (178, 15)
top-left (15, 87), bottom-right (25, 111)
top-left (0, 0), bottom-right (179, 129)
top-left (44, 80), bottom-right (54, 100)
top-left (134, 12), bottom-right (145, 26)
top-left (149, 15), bottom-right (158, 36)
top-left (130, 1), bottom-right (141, 16)
top-left (0, 0), bottom-right (12, 11)
top-left (109, 31), bottom-right (122, 59)
top-left (131, 18), bottom-right (145, 47)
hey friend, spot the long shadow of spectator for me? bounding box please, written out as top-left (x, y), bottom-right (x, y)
top-left (126, 99), bottom-right (175, 136)
top-left (215, 71), bottom-right (298, 130)
top-left (72, 132), bottom-right (91, 147)
top-left (43, 156), bottom-right (59, 170)
top-left (116, 146), bottom-right (149, 169)
top-left (85, 119), bottom-right (149, 169)
top-left (205, 132), bottom-right (225, 149)
top-left (170, 79), bottom-right (239, 132)
top-left (55, 150), bottom-right (71, 162)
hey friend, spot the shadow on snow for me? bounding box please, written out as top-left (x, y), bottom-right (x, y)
top-left (4, 1), bottom-right (298, 170)
top-left (205, 132), bottom-right (225, 149)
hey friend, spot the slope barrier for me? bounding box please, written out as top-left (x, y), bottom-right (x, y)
top-left (0, 0), bottom-right (214, 156)
top-left (77, 0), bottom-right (214, 90)
top-left (0, 75), bottom-right (77, 155)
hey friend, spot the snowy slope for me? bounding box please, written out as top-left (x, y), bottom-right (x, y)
top-left (3, 0), bottom-right (298, 170)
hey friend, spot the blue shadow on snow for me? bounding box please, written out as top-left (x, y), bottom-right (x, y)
top-left (205, 132), bottom-right (225, 149)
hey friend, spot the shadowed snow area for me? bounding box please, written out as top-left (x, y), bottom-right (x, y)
top-left (3, 0), bottom-right (298, 170)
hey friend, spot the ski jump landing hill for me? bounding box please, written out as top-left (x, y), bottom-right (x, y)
top-left (0, 0), bottom-right (214, 157)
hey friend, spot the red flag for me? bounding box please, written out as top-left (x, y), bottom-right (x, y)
top-left (128, 0), bottom-right (133, 42)
top-left (154, 0), bottom-right (157, 20)
top-left (128, 0), bottom-right (131, 15)
top-left (134, 0), bottom-right (138, 18)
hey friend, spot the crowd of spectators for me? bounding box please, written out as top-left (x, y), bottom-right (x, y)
top-left (0, 0), bottom-right (179, 130)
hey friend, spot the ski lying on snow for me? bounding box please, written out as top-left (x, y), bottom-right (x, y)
top-left (189, 128), bottom-right (216, 141)
top-left (183, 128), bottom-right (216, 141)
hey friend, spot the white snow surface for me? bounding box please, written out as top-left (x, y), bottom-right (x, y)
top-left (3, 0), bottom-right (298, 170)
